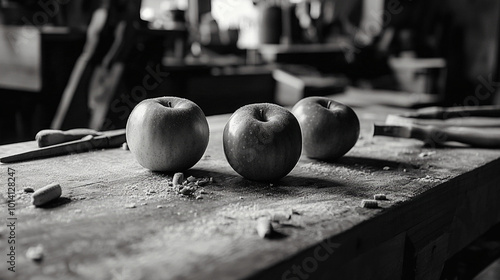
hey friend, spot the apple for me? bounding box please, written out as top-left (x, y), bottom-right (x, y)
top-left (223, 103), bottom-right (302, 182)
top-left (126, 96), bottom-right (209, 172)
top-left (291, 96), bottom-right (360, 160)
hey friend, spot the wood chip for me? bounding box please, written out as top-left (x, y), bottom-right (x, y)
top-left (179, 186), bottom-right (196, 195)
top-left (23, 187), bottom-right (34, 193)
top-left (31, 183), bottom-right (62, 207)
top-left (418, 151), bottom-right (436, 158)
top-left (26, 245), bottom-right (44, 261)
top-left (196, 178), bottom-right (210, 186)
top-left (256, 217), bottom-right (273, 238)
top-left (172, 172), bottom-right (184, 186)
top-left (121, 142), bottom-right (129, 150)
top-left (361, 199), bottom-right (379, 208)
top-left (125, 203), bottom-right (136, 209)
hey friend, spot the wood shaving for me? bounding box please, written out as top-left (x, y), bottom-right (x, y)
top-left (256, 217), bottom-right (273, 238)
top-left (26, 245), bottom-right (44, 261)
top-left (361, 199), bottom-right (378, 208)
top-left (32, 183), bottom-right (62, 207)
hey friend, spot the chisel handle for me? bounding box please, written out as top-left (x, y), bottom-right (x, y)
top-left (437, 127), bottom-right (500, 148)
top-left (35, 128), bottom-right (102, 147)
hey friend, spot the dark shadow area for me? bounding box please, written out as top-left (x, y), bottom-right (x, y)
top-left (280, 174), bottom-right (344, 189)
top-left (355, 206), bottom-right (383, 215)
top-left (152, 167), bottom-right (348, 198)
top-left (332, 156), bottom-right (420, 169)
top-left (441, 223), bottom-right (500, 279)
top-left (276, 223), bottom-right (305, 230)
top-left (266, 230), bottom-right (288, 240)
top-left (151, 168), bottom-right (227, 180)
top-left (36, 197), bottom-right (72, 209)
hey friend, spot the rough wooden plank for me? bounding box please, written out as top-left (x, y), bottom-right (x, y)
top-left (0, 26), bottom-right (41, 92)
top-left (266, 232), bottom-right (406, 280)
top-left (335, 233), bottom-right (406, 280)
top-left (447, 163), bottom-right (500, 257)
top-left (415, 233), bottom-right (449, 280)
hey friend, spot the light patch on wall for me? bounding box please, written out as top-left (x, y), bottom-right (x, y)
top-left (211, 0), bottom-right (259, 48)
top-left (0, 26), bottom-right (41, 92)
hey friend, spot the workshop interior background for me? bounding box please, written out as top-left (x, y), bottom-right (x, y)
top-left (0, 0), bottom-right (499, 145)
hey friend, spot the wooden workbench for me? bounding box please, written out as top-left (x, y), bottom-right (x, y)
top-left (1, 104), bottom-right (500, 280)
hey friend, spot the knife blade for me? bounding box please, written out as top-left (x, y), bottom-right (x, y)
top-left (0, 129), bottom-right (126, 163)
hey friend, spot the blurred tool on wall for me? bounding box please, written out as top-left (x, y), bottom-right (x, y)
top-left (255, 0), bottom-right (338, 45)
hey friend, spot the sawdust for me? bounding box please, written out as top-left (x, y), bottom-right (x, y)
top-left (298, 161), bottom-right (374, 180)
top-left (418, 151), bottom-right (436, 158)
top-left (414, 174), bottom-right (449, 184)
top-left (112, 173), bottom-right (218, 208)
top-left (26, 244), bottom-right (44, 262)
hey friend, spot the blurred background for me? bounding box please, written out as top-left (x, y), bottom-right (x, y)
top-left (0, 0), bottom-right (499, 144)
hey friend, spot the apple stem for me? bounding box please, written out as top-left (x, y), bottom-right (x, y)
top-left (327, 100), bottom-right (332, 109)
top-left (166, 101), bottom-right (172, 108)
top-left (259, 109), bottom-right (265, 121)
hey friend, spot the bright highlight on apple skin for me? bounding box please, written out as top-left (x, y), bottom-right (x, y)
top-left (292, 96), bottom-right (360, 160)
top-left (126, 96), bottom-right (209, 172)
top-left (223, 103), bottom-right (302, 182)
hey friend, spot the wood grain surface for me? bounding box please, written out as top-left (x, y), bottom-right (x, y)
top-left (1, 106), bottom-right (500, 280)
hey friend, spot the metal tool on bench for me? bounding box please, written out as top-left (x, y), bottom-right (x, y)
top-left (373, 105), bottom-right (500, 148)
top-left (0, 129), bottom-right (126, 163)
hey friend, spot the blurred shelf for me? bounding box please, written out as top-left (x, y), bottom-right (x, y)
top-left (142, 22), bottom-right (187, 35)
top-left (39, 26), bottom-right (85, 40)
top-left (258, 37), bottom-right (353, 62)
